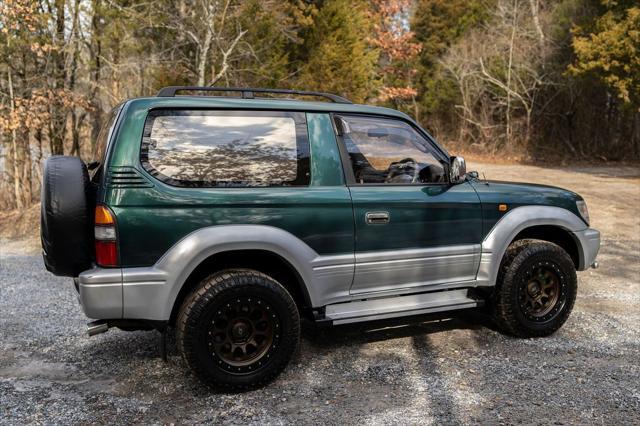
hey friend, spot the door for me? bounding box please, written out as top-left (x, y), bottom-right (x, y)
top-left (333, 114), bottom-right (483, 296)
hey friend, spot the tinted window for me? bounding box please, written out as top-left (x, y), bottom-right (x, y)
top-left (141, 110), bottom-right (310, 187)
top-left (335, 115), bottom-right (446, 184)
top-left (91, 104), bottom-right (123, 183)
top-left (94, 104), bottom-right (123, 163)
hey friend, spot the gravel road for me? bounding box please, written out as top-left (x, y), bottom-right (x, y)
top-left (1, 162), bottom-right (639, 424)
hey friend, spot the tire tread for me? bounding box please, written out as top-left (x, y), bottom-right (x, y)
top-left (492, 240), bottom-right (577, 337)
top-left (176, 269), bottom-right (299, 391)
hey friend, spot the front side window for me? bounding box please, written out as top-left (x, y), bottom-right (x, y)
top-left (141, 110), bottom-right (310, 187)
top-left (335, 115), bottom-right (446, 184)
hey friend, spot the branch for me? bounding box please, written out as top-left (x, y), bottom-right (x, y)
top-left (479, 57), bottom-right (529, 109)
top-left (207, 29), bottom-right (247, 86)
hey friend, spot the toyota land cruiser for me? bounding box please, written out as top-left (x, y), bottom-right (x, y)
top-left (40, 86), bottom-right (600, 391)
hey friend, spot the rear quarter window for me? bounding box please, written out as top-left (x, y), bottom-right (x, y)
top-left (91, 104), bottom-right (123, 182)
top-left (140, 110), bottom-right (310, 187)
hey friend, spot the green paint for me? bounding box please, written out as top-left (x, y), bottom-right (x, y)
top-left (100, 95), bottom-right (586, 267)
top-left (471, 180), bottom-right (585, 238)
top-left (307, 113), bottom-right (344, 187)
top-left (103, 100), bottom-right (355, 267)
top-left (349, 182), bottom-right (482, 252)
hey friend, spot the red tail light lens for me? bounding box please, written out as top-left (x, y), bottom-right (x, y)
top-left (94, 205), bottom-right (118, 267)
top-left (95, 240), bottom-right (118, 266)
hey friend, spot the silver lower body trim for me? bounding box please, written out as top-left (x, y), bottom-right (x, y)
top-left (325, 289), bottom-right (478, 325)
top-left (350, 245), bottom-right (480, 295)
top-left (77, 267), bottom-right (169, 320)
top-left (574, 228), bottom-right (600, 270)
top-left (77, 268), bottom-right (123, 319)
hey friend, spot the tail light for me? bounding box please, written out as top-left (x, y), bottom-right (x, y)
top-left (94, 205), bottom-right (118, 267)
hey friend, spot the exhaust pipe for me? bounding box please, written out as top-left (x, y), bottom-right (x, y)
top-left (87, 320), bottom-right (109, 336)
top-left (591, 261), bottom-right (599, 269)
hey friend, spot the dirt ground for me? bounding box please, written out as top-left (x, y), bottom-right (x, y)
top-left (1, 162), bottom-right (639, 424)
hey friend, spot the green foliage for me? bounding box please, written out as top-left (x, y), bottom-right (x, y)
top-left (570, 4), bottom-right (640, 106)
top-left (3, 0), bottom-right (640, 211)
top-left (297, 0), bottom-right (379, 103)
top-left (233, 0), bottom-right (304, 88)
top-left (413, 0), bottom-right (491, 67)
top-left (412, 0), bottom-right (492, 118)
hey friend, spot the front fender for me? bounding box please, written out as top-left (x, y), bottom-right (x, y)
top-left (476, 205), bottom-right (593, 287)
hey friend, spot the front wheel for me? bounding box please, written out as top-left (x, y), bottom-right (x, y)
top-left (176, 269), bottom-right (300, 391)
top-left (492, 240), bottom-right (577, 337)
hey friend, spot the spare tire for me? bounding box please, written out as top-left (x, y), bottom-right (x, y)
top-left (41, 155), bottom-right (93, 277)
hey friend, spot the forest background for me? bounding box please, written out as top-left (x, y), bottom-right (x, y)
top-left (1, 0), bottom-right (638, 209)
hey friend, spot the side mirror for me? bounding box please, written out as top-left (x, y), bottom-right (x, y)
top-left (450, 156), bottom-right (466, 183)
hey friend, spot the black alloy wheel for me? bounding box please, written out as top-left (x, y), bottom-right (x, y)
top-left (176, 269), bottom-right (300, 391)
top-left (492, 240), bottom-right (577, 337)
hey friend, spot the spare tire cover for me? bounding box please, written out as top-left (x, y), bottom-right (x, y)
top-left (41, 155), bottom-right (93, 277)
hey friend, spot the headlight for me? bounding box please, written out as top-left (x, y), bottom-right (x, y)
top-left (576, 200), bottom-right (590, 225)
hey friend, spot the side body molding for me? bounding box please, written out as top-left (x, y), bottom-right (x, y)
top-left (476, 205), bottom-right (591, 287)
top-left (120, 225), bottom-right (355, 320)
top-left (79, 208), bottom-right (599, 321)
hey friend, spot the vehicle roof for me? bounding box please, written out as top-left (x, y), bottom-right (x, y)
top-left (126, 96), bottom-right (414, 121)
top-left (120, 96), bottom-right (450, 159)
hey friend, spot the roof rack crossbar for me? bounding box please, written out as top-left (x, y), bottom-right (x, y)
top-left (156, 86), bottom-right (352, 104)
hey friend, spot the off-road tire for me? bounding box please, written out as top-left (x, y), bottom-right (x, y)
top-left (492, 239), bottom-right (577, 337)
top-left (40, 155), bottom-right (93, 277)
top-left (176, 269), bottom-right (300, 391)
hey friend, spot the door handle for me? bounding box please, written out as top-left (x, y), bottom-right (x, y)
top-left (365, 211), bottom-right (390, 224)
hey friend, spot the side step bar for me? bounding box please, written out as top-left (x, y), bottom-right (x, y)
top-left (325, 289), bottom-right (480, 325)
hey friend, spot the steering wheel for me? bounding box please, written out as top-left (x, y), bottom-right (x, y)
top-left (385, 158), bottom-right (419, 183)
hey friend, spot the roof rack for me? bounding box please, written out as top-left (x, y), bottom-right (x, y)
top-left (156, 86), bottom-right (352, 104)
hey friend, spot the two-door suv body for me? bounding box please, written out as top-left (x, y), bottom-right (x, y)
top-left (41, 87), bottom-right (600, 390)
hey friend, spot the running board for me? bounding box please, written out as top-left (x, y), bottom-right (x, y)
top-left (324, 289), bottom-right (479, 325)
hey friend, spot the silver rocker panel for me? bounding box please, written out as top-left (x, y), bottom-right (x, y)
top-left (325, 289), bottom-right (478, 325)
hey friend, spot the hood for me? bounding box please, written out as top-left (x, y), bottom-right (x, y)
top-left (470, 179), bottom-right (584, 225)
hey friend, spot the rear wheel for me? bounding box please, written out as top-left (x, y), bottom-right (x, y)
top-left (492, 240), bottom-right (577, 337)
top-left (176, 269), bottom-right (300, 391)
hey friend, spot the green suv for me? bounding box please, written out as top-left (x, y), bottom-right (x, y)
top-left (40, 86), bottom-right (600, 391)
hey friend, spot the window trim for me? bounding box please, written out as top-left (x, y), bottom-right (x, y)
top-left (331, 113), bottom-right (451, 186)
top-left (140, 108), bottom-right (311, 188)
top-left (95, 102), bottom-right (125, 186)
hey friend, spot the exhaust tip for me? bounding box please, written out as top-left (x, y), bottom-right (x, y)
top-left (87, 320), bottom-right (109, 337)
top-left (591, 261), bottom-right (599, 269)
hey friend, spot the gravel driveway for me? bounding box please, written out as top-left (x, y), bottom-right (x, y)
top-left (1, 162), bottom-right (639, 424)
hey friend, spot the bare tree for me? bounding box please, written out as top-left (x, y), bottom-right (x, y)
top-left (528, 0), bottom-right (546, 50)
top-left (153, 0), bottom-right (248, 86)
top-left (441, 0), bottom-right (552, 153)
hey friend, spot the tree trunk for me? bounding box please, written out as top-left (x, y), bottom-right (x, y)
top-left (21, 128), bottom-right (33, 204)
top-left (50, 0), bottom-right (67, 155)
top-left (197, 29), bottom-right (213, 87)
top-left (505, 0), bottom-right (518, 149)
top-left (7, 57), bottom-right (23, 209)
top-left (69, 0), bottom-right (82, 160)
top-left (35, 128), bottom-right (44, 189)
top-left (90, 0), bottom-right (104, 160)
top-left (528, 0), bottom-right (545, 50)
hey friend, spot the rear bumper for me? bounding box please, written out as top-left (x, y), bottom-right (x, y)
top-left (574, 228), bottom-right (600, 270)
top-left (76, 268), bottom-right (122, 319)
top-left (77, 266), bottom-right (169, 320)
